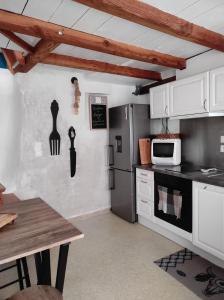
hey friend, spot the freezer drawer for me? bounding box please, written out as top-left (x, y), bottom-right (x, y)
top-left (110, 168), bottom-right (136, 223)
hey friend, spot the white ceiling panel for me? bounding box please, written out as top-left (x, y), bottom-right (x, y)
top-left (149, 34), bottom-right (208, 58)
top-left (7, 34), bottom-right (40, 53)
top-left (96, 16), bottom-right (148, 43)
top-left (131, 29), bottom-right (163, 49)
top-left (73, 8), bottom-right (112, 34)
top-left (85, 72), bottom-right (150, 86)
top-left (49, 0), bottom-right (89, 28)
top-left (0, 0), bottom-right (27, 13)
top-left (0, 33), bottom-right (9, 48)
top-left (141, 0), bottom-right (199, 15)
top-left (179, 0), bottom-right (224, 21)
top-left (23, 0), bottom-right (63, 21)
top-left (122, 60), bottom-right (169, 72)
top-left (192, 4), bottom-right (224, 30)
top-left (53, 44), bottom-right (128, 65)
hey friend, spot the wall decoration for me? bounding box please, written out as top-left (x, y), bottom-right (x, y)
top-left (68, 126), bottom-right (76, 177)
top-left (89, 94), bottom-right (108, 130)
top-left (71, 77), bottom-right (81, 115)
top-left (49, 100), bottom-right (61, 155)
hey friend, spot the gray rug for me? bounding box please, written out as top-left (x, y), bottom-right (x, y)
top-left (154, 248), bottom-right (224, 299)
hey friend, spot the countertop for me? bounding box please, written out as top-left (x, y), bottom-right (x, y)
top-left (136, 164), bottom-right (224, 188)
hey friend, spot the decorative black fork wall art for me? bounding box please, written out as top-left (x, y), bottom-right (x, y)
top-left (68, 126), bottom-right (76, 177)
top-left (49, 100), bottom-right (61, 155)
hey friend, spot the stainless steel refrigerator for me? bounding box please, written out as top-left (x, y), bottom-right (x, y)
top-left (108, 104), bottom-right (150, 223)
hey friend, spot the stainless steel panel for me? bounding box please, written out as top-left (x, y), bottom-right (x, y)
top-left (111, 169), bottom-right (136, 223)
top-left (132, 104), bottom-right (151, 166)
top-left (180, 117), bottom-right (224, 169)
top-left (109, 105), bottom-right (133, 170)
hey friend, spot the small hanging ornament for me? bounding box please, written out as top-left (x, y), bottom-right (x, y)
top-left (71, 77), bottom-right (81, 115)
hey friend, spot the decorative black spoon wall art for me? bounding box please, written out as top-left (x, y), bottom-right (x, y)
top-left (49, 100), bottom-right (61, 155)
top-left (68, 126), bottom-right (76, 177)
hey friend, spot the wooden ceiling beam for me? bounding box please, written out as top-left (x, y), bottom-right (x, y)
top-left (14, 51), bottom-right (25, 65)
top-left (1, 48), bottom-right (17, 74)
top-left (0, 29), bottom-right (34, 53)
top-left (0, 9), bottom-right (186, 70)
top-left (14, 39), bottom-right (60, 73)
top-left (22, 53), bottom-right (162, 80)
top-left (74, 0), bottom-right (224, 52)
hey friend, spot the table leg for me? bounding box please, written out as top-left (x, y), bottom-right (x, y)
top-left (21, 257), bottom-right (31, 287)
top-left (41, 249), bottom-right (51, 285)
top-left (34, 249), bottom-right (51, 286)
top-left (55, 243), bottom-right (70, 293)
top-left (16, 259), bottom-right (24, 290)
top-left (34, 253), bottom-right (42, 285)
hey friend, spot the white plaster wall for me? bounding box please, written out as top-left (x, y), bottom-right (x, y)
top-left (0, 69), bottom-right (22, 192)
top-left (176, 50), bottom-right (224, 80)
top-left (13, 65), bottom-right (148, 218)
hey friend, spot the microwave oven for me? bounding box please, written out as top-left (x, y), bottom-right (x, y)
top-left (151, 138), bottom-right (181, 165)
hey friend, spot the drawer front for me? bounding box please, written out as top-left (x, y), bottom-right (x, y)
top-left (136, 169), bottom-right (154, 181)
top-left (137, 197), bottom-right (154, 220)
top-left (137, 179), bottom-right (154, 201)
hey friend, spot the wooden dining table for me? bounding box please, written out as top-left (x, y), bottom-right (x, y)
top-left (0, 197), bottom-right (84, 293)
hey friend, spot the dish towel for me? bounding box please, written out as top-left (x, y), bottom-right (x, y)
top-left (173, 190), bottom-right (182, 219)
top-left (158, 186), bottom-right (182, 219)
top-left (158, 185), bottom-right (168, 213)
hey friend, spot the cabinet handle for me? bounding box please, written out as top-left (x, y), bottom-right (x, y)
top-left (165, 105), bottom-right (168, 115)
top-left (203, 186), bottom-right (207, 190)
top-left (140, 199), bottom-right (148, 204)
top-left (141, 180), bottom-right (148, 184)
top-left (140, 173), bottom-right (147, 177)
top-left (203, 99), bottom-right (207, 111)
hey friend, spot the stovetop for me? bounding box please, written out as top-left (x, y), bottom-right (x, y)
top-left (164, 165), bottom-right (201, 174)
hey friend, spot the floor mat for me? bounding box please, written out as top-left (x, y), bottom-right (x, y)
top-left (154, 248), bottom-right (224, 299)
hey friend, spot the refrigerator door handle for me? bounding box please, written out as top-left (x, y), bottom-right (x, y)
top-left (109, 168), bottom-right (115, 190)
top-left (125, 106), bottom-right (128, 120)
top-left (108, 145), bottom-right (114, 166)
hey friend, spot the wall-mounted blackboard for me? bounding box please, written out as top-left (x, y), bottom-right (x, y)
top-left (89, 95), bottom-right (108, 130)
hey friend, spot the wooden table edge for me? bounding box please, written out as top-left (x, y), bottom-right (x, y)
top-left (0, 233), bottom-right (84, 265)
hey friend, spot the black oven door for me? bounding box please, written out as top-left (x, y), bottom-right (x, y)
top-left (154, 173), bottom-right (192, 233)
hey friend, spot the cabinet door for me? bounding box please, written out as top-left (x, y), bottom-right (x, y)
top-left (137, 196), bottom-right (154, 220)
top-left (210, 66), bottom-right (224, 112)
top-left (193, 182), bottom-right (224, 260)
top-left (136, 178), bottom-right (154, 201)
top-left (169, 72), bottom-right (209, 117)
top-left (150, 84), bottom-right (169, 119)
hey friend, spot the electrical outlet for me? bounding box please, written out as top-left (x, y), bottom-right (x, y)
top-left (220, 145), bottom-right (224, 153)
top-left (221, 136), bottom-right (224, 144)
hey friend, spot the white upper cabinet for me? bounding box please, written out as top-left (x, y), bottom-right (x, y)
top-left (210, 66), bottom-right (224, 112)
top-left (193, 182), bottom-right (224, 260)
top-left (150, 84), bottom-right (169, 119)
top-left (169, 72), bottom-right (209, 117)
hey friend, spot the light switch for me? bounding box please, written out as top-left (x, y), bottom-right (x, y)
top-left (221, 136), bottom-right (224, 143)
top-left (34, 142), bottom-right (42, 157)
top-left (220, 145), bottom-right (224, 153)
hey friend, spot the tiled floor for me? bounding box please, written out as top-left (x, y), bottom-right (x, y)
top-left (0, 212), bottom-right (200, 300)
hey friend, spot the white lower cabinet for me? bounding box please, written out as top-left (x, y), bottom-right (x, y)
top-left (193, 182), bottom-right (224, 260)
top-left (136, 169), bottom-right (154, 221)
top-left (137, 196), bottom-right (154, 220)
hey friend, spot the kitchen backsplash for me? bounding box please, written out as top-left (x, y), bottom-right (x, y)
top-left (180, 117), bottom-right (224, 168)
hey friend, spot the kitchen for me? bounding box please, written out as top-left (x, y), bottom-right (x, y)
top-left (1, 1), bottom-right (224, 300)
